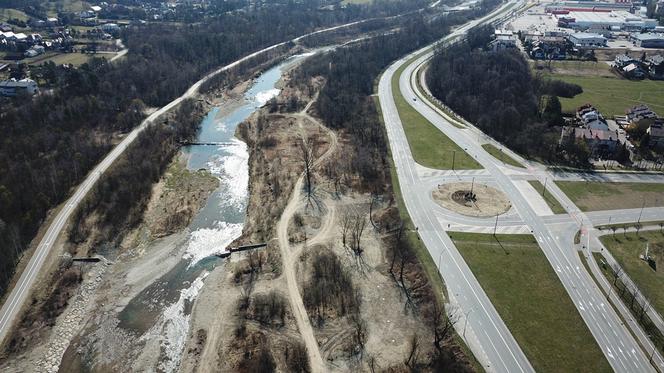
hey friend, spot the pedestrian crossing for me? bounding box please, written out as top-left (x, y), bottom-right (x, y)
top-left (417, 168), bottom-right (490, 179)
top-left (445, 223), bottom-right (531, 234)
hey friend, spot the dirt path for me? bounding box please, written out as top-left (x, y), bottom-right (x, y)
top-left (275, 100), bottom-right (338, 373)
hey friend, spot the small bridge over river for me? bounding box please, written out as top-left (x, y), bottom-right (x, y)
top-left (180, 141), bottom-right (234, 146)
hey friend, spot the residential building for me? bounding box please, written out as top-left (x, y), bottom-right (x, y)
top-left (0, 78), bottom-right (38, 97)
top-left (100, 23), bottom-right (120, 33)
top-left (567, 32), bottom-right (607, 47)
top-left (491, 29), bottom-right (517, 51)
top-left (647, 121), bottom-right (664, 148)
top-left (646, 55), bottom-right (664, 79)
top-left (626, 105), bottom-right (658, 123)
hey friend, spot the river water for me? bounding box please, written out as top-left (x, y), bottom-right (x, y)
top-left (116, 52), bottom-right (314, 372)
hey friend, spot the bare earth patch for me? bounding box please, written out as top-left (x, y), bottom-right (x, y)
top-left (432, 182), bottom-right (511, 217)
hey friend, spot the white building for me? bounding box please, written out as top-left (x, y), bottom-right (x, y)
top-left (568, 32), bottom-right (606, 47)
top-left (562, 11), bottom-right (658, 31)
top-left (490, 29), bottom-right (517, 51)
top-left (0, 79), bottom-right (38, 97)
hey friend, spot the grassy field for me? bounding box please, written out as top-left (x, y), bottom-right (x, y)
top-left (541, 72), bottom-right (664, 117)
top-left (0, 8), bottom-right (30, 22)
top-left (555, 181), bottom-right (664, 211)
top-left (37, 52), bottom-right (97, 66)
top-left (450, 232), bottom-right (611, 373)
top-left (600, 231), bottom-right (664, 318)
top-left (482, 143), bottom-right (524, 168)
top-left (532, 60), bottom-right (614, 77)
top-left (45, 0), bottom-right (91, 17)
top-left (392, 64), bottom-right (481, 170)
top-left (528, 180), bottom-right (566, 214)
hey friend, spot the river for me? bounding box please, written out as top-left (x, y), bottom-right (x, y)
top-left (116, 52), bottom-right (315, 372)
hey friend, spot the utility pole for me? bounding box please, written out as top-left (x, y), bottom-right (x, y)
top-left (637, 198), bottom-right (646, 224)
top-left (470, 177), bottom-right (475, 196)
top-left (452, 150), bottom-right (456, 170)
top-left (542, 177), bottom-right (548, 197)
top-left (493, 214), bottom-right (499, 236)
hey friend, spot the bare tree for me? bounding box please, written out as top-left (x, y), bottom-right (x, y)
top-left (611, 226), bottom-right (617, 238)
top-left (405, 333), bottom-right (420, 369)
top-left (298, 136), bottom-right (316, 201)
top-left (350, 314), bottom-right (367, 359)
top-left (640, 295), bottom-right (652, 322)
top-left (349, 212), bottom-right (367, 257)
top-left (340, 208), bottom-right (353, 248)
top-left (431, 301), bottom-right (456, 354)
top-left (611, 262), bottom-right (623, 286)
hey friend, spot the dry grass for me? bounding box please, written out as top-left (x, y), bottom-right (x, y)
top-left (555, 181), bottom-right (664, 212)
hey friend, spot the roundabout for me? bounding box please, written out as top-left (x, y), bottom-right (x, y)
top-left (432, 181), bottom-right (511, 218)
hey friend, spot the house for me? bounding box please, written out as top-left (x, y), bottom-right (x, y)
top-left (563, 105), bottom-right (628, 156)
top-left (626, 105), bottom-right (658, 123)
top-left (613, 54), bottom-right (639, 69)
top-left (576, 104), bottom-right (609, 130)
top-left (561, 126), bottom-right (627, 156)
top-left (623, 63), bottom-right (646, 79)
top-left (0, 78), bottom-right (39, 96)
top-left (646, 55), bottom-right (664, 79)
top-left (79, 10), bottom-right (96, 19)
top-left (0, 24), bottom-right (12, 32)
top-left (631, 33), bottom-right (664, 48)
top-left (490, 30), bottom-right (517, 51)
top-left (46, 17), bottom-right (59, 26)
top-left (100, 23), bottom-right (120, 33)
top-left (567, 32), bottom-right (607, 47)
top-left (647, 121), bottom-right (664, 148)
top-left (24, 45), bottom-right (44, 58)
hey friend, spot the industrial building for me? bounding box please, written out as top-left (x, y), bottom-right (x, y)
top-left (558, 10), bottom-right (658, 31)
top-left (0, 79), bottom-right (39, 97)
top-left (568, 32), bottom-right (607, 47)
top-left (630, 33), bottom-right (664, 48)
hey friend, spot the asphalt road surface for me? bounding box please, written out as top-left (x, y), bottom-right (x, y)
top-left (380, 3), bottom-right (661, 371)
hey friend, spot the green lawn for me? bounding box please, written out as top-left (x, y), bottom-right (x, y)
top-left (0, 8), bottom-right (29, 22)
top-left (528, 180), bottom-right (566, 214)
top-left (450, 233), bottom-right (611, 373)
top-left (600, 231), bottom-right (664, 318)
top-left (392, 64), bottom-right (481, 170)
top-left (32, 52), bottom-right (97, 67)
top-left (482, 143), bottom-right (524, 168)
top-left (543, 73), bottom-right (664, 118)
top-left (555, 181), bottom-right (664, 212)
top-left (532, 60), bottom-right (613, 77)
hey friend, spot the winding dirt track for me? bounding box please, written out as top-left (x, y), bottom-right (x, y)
top-left (276, 98), bottom-right (338, 373)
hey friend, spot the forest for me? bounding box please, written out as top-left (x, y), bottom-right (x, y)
top-left (0, 1), bottom-right (429, 296)
top-left (426, 26), bottom-right (592, 166)
top-left (67, 99), bottom-right (204, 252)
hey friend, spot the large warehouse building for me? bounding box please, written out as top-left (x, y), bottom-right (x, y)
top-left (631, 33), bottom-right (664, 48)
top-left (557, 10), bottom-right (658, 31)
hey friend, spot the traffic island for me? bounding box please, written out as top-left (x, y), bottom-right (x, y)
top-left (432, 182), bottom-right (511, 217)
